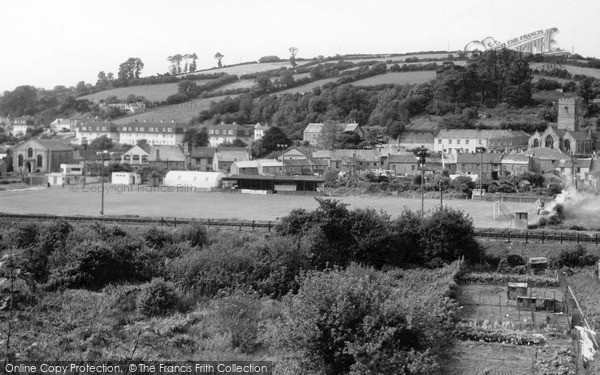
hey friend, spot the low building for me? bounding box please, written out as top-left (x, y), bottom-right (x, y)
top-left (76, 121), bottom-right (119, 145)
top-left (50, 118), bottom-right (77, 132)
top-left (163, 171), bottom-right (224, 190)
top-left (188, 147), bottom-right (216, 171)
top-left (121, 144), bottom-right (150, 167)
top-left (520, 147), bottom-right (571, 174)
top-left (148, 145), bottom-right (186, 171)
top-left (282, 146), bottom-right (311, 160)
top-left (112, 172), bottom-right (142, 185)
top-left (222, 175), bottom-right (325, 192)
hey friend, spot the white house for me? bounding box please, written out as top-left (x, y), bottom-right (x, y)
top-left (163, 171), bottom-right (224, 190)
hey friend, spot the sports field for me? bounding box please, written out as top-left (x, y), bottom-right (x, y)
top-left (0, 185), bottom-right (532, 227)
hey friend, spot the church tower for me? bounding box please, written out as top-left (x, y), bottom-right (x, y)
top-left (557, 97), bottom-right (581, 131)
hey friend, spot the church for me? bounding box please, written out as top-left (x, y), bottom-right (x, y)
top-left (528, 97), bottom-right (593, 155)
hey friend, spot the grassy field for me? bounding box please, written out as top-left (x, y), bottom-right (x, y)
top-left (181, 61), bottom-right (291, 77)
top-left (0, 186), bottom-right (532, 227)
top-left (352, 71), bottom-right (437, 86)
top-left (276, 78), bottom-right (339, 95)
top-left (81, 79), bottom-right (214, 102)
top-left (112, 95), bottom-right (230, 124)
top-left (531, 63), bottom-right (600, 79)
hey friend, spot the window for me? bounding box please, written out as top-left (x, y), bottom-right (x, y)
top-left (168, 128), bottom-right (173, 132)
top-left (478, 139), bottom-right (482, 144)
top-left (135, 127), bottom-right (139, 132)
top-left (411, 165), bottom-right (415, 171)
top-left (448, 140), bottom-right (452, 144)
top-left (149, 127), bottom-right (154, 132)
top-left (209, 129), bottom-right (214, 134)
top-left (465, 139), bottom-right (469, 145)
top-left (18, 154), bottom-right (23, 167)
top-left (438, 139), bottom-right (442, 144)
top-left (82, 127), bottom-right (87, 131)
top-left (457, 140), bottom-right (461, 145)
top-left (133, 155), bottom-right (140, 162)
top-left (124, 155), bottom-right (131, 162)
top-left (215, 130), bottom-right (219, 135)
top-left (245, 131), bottom-right (249, 135)
top-left (37, 155), bottom-right (43, 167)
top-left (228, 130), bottom-right (233, 135)
top-left (142, 155), bottom-right (148, 163)
top-left (27, 148), bottom-right (33, 158)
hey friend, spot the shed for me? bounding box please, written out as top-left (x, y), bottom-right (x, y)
top-left (112, 172), bottom-right (141, 185)
top-left (517, 296), bottom-right (559, 312)
top-left (528, 257), bottom-right (548, 275)
top-left (506, 282), bottom-right (530, 301)
top-left (163, 171), bottom-right (224, 190)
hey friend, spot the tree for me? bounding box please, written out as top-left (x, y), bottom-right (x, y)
top-left (219, 138), bottom-right (247, 147)
top-left (183, 127), bottom-right (209, 148)
top-left (76, 81), bottom-right (87, 95)
top-left (289, 47), bottom-right (298, 68)
top-left (96, 71), bottom-right (108, 87)
top-left (256, 126), bottom-right (290, 157)
top-left (189, 53), bottom-right (198, 72)
top-left (88, 135), bottom-right (114, 150)
top-left (118, 57), bottom-right (144, 85)
top-left (214, 52), bottom-right (224, 68)
top-left (167, 54), bottom-right (183, 75)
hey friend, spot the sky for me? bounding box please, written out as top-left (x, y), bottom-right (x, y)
top-left (1, 0), bottom-right (600, 92)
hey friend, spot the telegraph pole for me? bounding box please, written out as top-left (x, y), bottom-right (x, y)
top-left (476, 146), bottom-right (486, 200)
top-left (415, 146), bottom-right (428, 220)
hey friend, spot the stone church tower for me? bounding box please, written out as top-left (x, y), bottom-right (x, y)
top-left (557, 97), bottom-right (581, 131)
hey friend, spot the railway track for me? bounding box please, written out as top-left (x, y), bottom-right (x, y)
top-left (0, 212), bottom-right (598, 244)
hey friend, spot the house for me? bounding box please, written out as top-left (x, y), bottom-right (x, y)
top-left (254, 123), bottom-right (269, 141)
top-left (500, 154), bottom-right (533, 176)
top-left (573, 158), bottom-right (592, 185)
top-left (50, 118), bottom-right (78, 132)
top-left (212, 149), bottom-right (251, 172)
top-left (434, 129), bottom-right (530, 154)
top-left (11, 116), bottom-right (38, 136)
top-left (230, 160), bottom-right (260, 175)
top-left (397, 132), bottom-right (435, 152)
top-left (148, 145), bottom-right (186, 171)
top-left (121, 144), bottom-right (150, 167)
top-left (117, 121), bottom-right (188, 146)
top-left (12, 139), bottom-right (74, 174)
top-left (205, 123), bottom-right (254, 147)
top-left (520, 147), bottom-right (571, 174)
top-left (74, 149), bottom-right (120, 167)
top-left (188, 147), bottom-right (216, 171)
top-left (282, 146), bottom-right (311, 160)
top-left (302, 123), bottom-right (363, 146)
top-left (312, 149), bottom-right (382, 173)
top-left (75, 121), bottom-right (119, 145)
top-left (456, 152), bottom-right (503, 180)
top-left (0, 158), bottom-right (7, 178)
top-left (163, 171), bottom-right (224, 190)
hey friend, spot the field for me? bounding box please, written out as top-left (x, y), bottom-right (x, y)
top-left (0, 186), bottom-right (532, 226)
top-left (80, 79), bottom-right (213, 102)
top-left (111, 95), bottom-right (230, 124)
top-left (181, 61), bottom-right (291, 77)
top-left (531, 63), bottom-right (600, 79)
top-left (276, 78), bottom-right (339, 95)
top-left (352, 71), bottom-right (437, 86)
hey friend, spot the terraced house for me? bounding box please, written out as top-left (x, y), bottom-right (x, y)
top-left (434, 129), bottom-right (530, 154)
top-left (205, 123), bottom-right (254, 147)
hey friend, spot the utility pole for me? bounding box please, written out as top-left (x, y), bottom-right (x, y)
top-left (415, 146), bottom-right (428, 220)
top-left (98, 150), bottom-right (108, 215)
top-left (476, 146), bottom-right (486, 200)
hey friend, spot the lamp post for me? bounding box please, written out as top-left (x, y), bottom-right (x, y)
top-left (415, 146), bottom-right (428, 220)
top-left (476, 146), bottom-right (486, 200)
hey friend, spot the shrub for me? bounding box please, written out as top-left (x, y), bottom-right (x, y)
top-left (8, 223), bottom-right (39, 249)
top-left (552, 245), bottom-right (599, 268)
top-left (137, 278), bottom-right (178, 317)
top-left (213, 290), bottom-right (262, 353)
top-left (143, 226), bottom-right (174, 249)
top-left (176, 221), bottom-right (208, 248)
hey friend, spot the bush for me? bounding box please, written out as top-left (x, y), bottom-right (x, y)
top-left (8, 223), bottom-right (39, 249)
top-left (144, 226), bottom-right (174, 249)
top-left (176, 221), bottom-right (208, 248)
top-left (552, 245), bottom-right (599, 268)
top-left (213, 290), bottom-right (262, 353)
top-left (137, 278), bottom-right (178, 317)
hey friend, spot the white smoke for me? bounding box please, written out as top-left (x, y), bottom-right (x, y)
top-left (544, 177), bottom-right (600, 219)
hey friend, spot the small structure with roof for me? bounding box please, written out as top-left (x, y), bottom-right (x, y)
top-left (527, 257), bottom-right (549, 275)
top-left (112, 172), bottom-right (141, 185)
top-left (507, 282), bottom-right (530, 301)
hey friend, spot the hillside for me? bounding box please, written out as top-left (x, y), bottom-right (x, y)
top-left (80, 79), bottom-right (214, 102)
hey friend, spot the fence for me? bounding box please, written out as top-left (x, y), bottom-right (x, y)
top-left (475, 229), bottom-right (600, 246)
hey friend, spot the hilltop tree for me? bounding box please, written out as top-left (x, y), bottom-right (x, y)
top-left (167, 54), bottom-right (183, 75)
top-left (96, 71), bottom-right (108, 87)
top-left (0, 85), bottom-right (38, 116)
top-left (289, 47), bottom-right (298, 68)
top-left (214, 52), bottom-right (224, 68)
top-left (117, 57), bottom-right (144, 85)
top-left (189, 53), bottom-right (198, 72)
